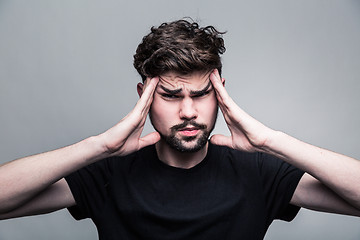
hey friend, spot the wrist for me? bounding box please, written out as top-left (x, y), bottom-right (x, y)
top-left (260, 130), bottom-right (286, 154)
top-left (81, 134), bottom-right (112, 164)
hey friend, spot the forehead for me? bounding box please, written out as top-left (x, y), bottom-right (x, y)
top-left (158, 71), bottom-right (211, 90)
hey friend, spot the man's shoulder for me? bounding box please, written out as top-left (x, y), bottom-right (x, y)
top-left (208, 142), bottom-right (259, 161)
top-left (208, 142), bottom-right (293, 174)
top-left (106, 144), bottom-right (157, 162)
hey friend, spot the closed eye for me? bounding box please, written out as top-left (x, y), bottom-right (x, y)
top-left (161, 93), bottom-right (180, 99)
top-left (192, 90), bottom-right (211, 98)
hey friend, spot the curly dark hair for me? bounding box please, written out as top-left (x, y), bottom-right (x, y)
top-left (133, 19), bottom-right (226, 82)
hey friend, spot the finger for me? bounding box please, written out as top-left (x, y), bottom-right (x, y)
top-left (210, 134), bottom-right (233, 148)
top-left (139, 131), bottom-right (161, 149)
top-left (120, 77), bottom-right (158, 134)
top-left (135, 77), bottom-right (159, 116)
top-left (210, 70), bottom-right (236, 117)
top-left (140, 77), bottom-right (159, 104)
top-left (210, 71), bottom-right (236, 119)
top-left (210, 69), bottom-right (229, 102)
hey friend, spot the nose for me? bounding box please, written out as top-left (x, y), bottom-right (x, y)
top-left (179, 97), bottom-right (198, 121)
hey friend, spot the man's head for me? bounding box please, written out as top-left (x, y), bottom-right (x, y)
top-left (134, 19), bottom-right (226, 153)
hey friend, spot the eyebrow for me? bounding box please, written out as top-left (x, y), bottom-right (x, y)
top-left (190, 81), bottom-right (212, 95)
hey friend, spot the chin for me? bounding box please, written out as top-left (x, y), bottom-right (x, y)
top-left (164, 133), bottom-right (209, 153)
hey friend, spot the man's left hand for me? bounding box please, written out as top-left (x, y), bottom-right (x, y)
top-left (209, 69), bottom-right (275, 153)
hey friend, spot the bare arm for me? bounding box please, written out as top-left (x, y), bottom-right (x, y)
top-left (0, 137), bottom-right (103, 214)
top-left (0, 179), bottom-right (75, 220)
top-left (0, 77), bottom-right (160, 217)
top-left (266, 131), bottom-right (360, 212)
top-left (209, 69), bottom-right (360, 215)
top-left (292, 173), bottom-right (360, 217)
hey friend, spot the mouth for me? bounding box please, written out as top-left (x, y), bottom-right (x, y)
top-left (170, 120), bottom-right (207, 138)
top-left (178, 126), bottom-right (200, 137)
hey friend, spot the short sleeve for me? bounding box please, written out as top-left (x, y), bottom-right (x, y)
top-left (257, 152), bottom-right (304, 222)
top-left (65, 158), bottom-right (113, 220)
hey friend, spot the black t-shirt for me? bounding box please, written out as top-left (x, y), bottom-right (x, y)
top-left (65, 143), bottom-right (304, 240)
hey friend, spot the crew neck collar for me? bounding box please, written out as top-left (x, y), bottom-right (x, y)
top-left (145, 141), bottom-right (214, 172)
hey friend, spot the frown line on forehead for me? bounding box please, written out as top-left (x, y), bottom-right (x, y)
top-left (159, 80), bottom-right (212, 95)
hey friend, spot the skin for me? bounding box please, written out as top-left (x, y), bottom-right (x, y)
top-left (0, 68), bottom-right (359, 222)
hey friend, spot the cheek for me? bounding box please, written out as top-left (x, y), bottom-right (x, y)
top-left (150, 96), bottom-right (178, 126)
top-left (198, 97), bottom-right (218, 119)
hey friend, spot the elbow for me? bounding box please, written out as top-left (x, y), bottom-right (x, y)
top-left (0, 196), bottom-right (22, 216)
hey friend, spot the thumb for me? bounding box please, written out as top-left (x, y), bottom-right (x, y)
top-left (210, 134), bottom-right (233, 148)
top-left (139, 131), bottom-right (161, 150)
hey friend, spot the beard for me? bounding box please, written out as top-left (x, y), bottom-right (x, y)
top-left (161, 120), bottom-right (210, 153)
top-left (149, 110), bottom-right (217, 153)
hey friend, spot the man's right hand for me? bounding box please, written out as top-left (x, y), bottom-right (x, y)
top-left (98, 77), bottom-right (160, 157)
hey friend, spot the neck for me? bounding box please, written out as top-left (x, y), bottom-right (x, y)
top-left (155, 140), bottom-right (209, 169)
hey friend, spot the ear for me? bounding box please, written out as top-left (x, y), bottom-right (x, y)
top-left (137, 82), bottom-right (144, 97)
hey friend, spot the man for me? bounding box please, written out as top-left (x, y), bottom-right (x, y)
top-left (0, 19), bottom-right (359, 239)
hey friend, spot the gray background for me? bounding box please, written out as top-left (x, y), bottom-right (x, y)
top-left (0, 0), bottom-right (359, 239)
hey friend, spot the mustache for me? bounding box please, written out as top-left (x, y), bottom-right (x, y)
top-left (171, 120), bottom-right (207, 131)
